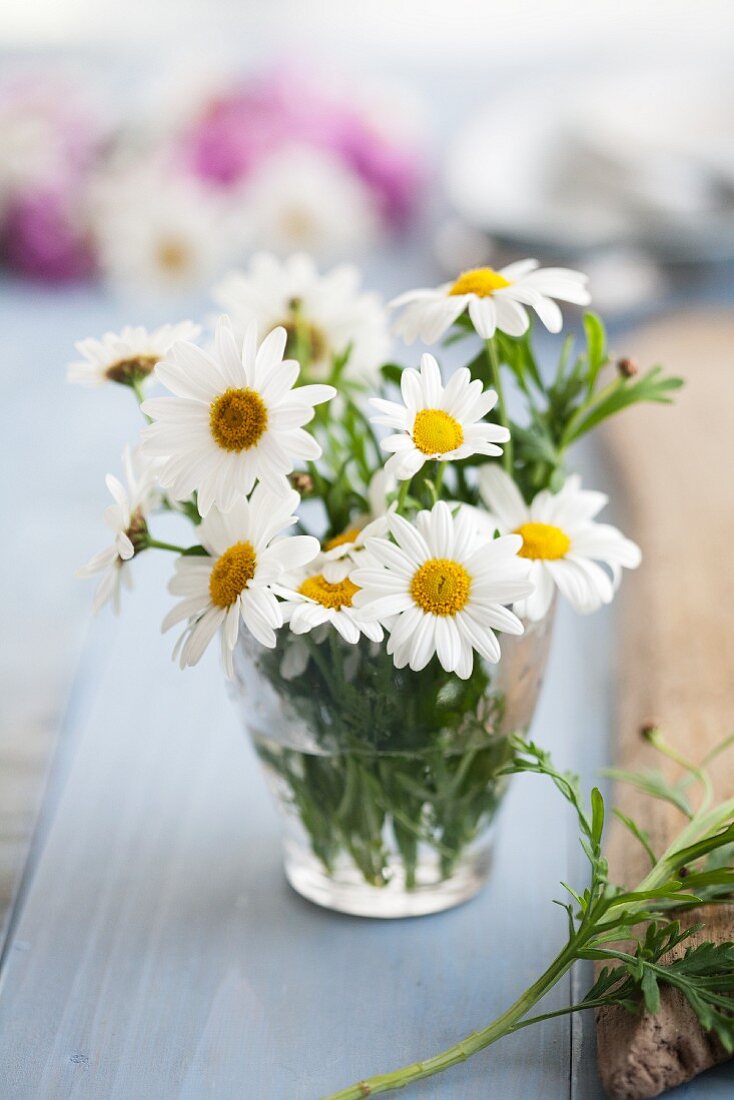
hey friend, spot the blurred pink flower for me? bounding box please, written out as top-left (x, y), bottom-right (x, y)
top-left (0, 75), bottom-right (103, 281)
top-left (3, 182), bottom-right (96, 282)
top-left (179, 70), bottom-right (423, 228)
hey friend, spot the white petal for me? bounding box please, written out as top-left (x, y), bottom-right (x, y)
top-left (435, 615), bottom-right (461, 673)
top-left (419, 353), bottom-right (443, 406)
top-left (468, 297), bottom-right (497, 339)
top-left (387, 512), bottom-right (431, 562)
top-left (477, 465), bottom-right (528, 531)
top-left (262, 535), bottom-right (320, 573)
top-left (514, 562), bottom-right (555, 622)
top-left (408, 614), bottom-right (437, 671)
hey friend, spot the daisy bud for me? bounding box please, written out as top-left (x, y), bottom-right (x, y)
top-left (617, 357), bottom-right (639, 379)
top-left (127, 509), bottom-right (150, 555)
top-left (290, 472), bottom-right (315, 495)
top-left (640, 720), bottom-right (660, 742)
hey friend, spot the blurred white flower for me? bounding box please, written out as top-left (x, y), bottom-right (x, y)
top-left (0, 77), bottom-right (100, 213)
top-left (478, 465), bottom-right (641, 621)
top-left (67, 321), bottom-right (200, 388)
top-left (390, 260), bottom-right (590, 344)
top-left (238, 144), bottom-right (380, 261)
top-left (213, 251), bottom-right (390, 384)
top-left (91, 162), bottom-right (235, 296)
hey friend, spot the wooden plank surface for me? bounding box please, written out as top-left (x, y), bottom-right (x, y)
top-left (596, 313), bottom-right (734, 1097)
top-left (0, 280), bottom-right (149, 958)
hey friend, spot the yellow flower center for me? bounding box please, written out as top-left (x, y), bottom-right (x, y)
top-left (209, 387), bottom-right (268, 452)
top-left (156, 238), bottom-right (192, 273)
top-left (515, 522), bottom-right (571, 560)
top-left (324, 527), bottom-right (361, 552)
top-left (298, 574), bottom-right (359, 610)
top-left (410, 558), bottom-right (471, 616)
top-left (105, 355), bottom-right (159, 384)
top-left (449, 267), bottom-right (511, 297)
top-left (209, 541), bottom-right (257, 608)
top-left (412, 409), bottom-right (464, 456)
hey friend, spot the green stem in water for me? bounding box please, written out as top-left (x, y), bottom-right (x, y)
top-left (484, 339), bottom-right (513, 474)
top-left (323, 943), bottom-right (578, 1099)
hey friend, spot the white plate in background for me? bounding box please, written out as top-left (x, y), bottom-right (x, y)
top-left (445, 67), bottom-right (734, 260)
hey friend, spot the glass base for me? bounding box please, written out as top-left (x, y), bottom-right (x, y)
top-left (283, 837), bottom-right (493, 919)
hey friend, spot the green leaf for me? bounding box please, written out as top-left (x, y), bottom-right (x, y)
top-left (612, 809), bottom-right (657, 867)
top-left (380, 363), bottom-right (404, 387)
top-left (495, 327), bottom-right (544, 392)
top-left (602, 766), bottom-right (694, 818)
top-left (583, 312), bottom-right (607, 392)
top-left (564, 367), bottom-right (684, 444)
top-left (641, 968), bottom-right (661, 1014)
top-left (591, 787), bottom-right (605, 846)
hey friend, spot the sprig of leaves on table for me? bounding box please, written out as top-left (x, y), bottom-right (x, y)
top-left (324, 728), bottom-right (734, 1100)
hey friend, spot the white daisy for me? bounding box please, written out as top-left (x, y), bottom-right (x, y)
top-left (320, 468), bottom-right (396, 580)
top-left (91, 163), bottom-right (235, 297)
top-left (351, 501), bottom-right (533, 679)
top-left (141, 315), bottom-right (335, 516)
top-left (478, 465), bottom-right (641, 621)
top-left (67, 321), bottom-right (200, 388)
top-left (279, 554), bottom-right (384, 646)
top-left (237, 144), bottom-right (380, 262)
top-left (213, 251), bottom-right (390, 384)
top-left (370, 352), bottom-right (509, 481)
top-left (163, 484), bottom-right (319, 678)
top-left (77, 447), bottom-right (159, 613)
top-left (390, 260), bottom-right (591, 344)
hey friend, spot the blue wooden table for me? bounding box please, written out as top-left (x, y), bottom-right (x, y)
top-left (2, 245), bottom-right (734, 1100)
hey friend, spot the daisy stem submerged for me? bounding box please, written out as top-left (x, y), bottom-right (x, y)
top-left (484, 338), bottom-right (513, 476)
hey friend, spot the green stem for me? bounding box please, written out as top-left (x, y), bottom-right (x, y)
top-left (131, 377), bottom-right (152, 422)
top-left (559, 377), bottom-right (622, 449)
top-left (433, 462), bottom-right (445, 501)
top-left (323, 942), bottom-right (578, 1099)
top-left (507, 994), bottom-right (618, 1033)
top-left (645, 728), bottom-right (713, 815)
top-left (484, 339), bottom-right (513, 474)
top-left (145, 538), bottom-right (191, 554)
top-left (396, 479), bottom-right (411, 515)
top-left (292, 301), bottom-right (312, 374)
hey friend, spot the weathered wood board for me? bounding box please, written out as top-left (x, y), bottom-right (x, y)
top-left (597, 313), bottom-right (734, 1098)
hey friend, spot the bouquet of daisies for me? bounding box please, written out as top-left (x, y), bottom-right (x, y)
top-left (72, 253), bottom-right (681, 903)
